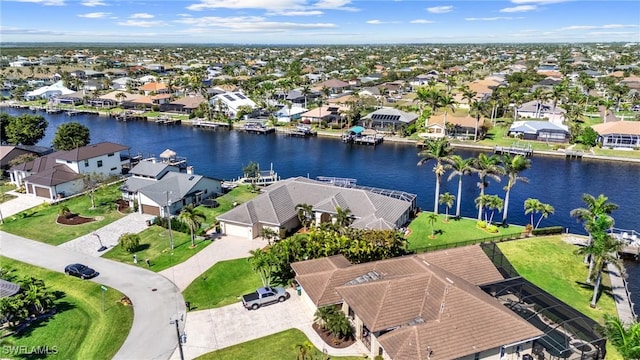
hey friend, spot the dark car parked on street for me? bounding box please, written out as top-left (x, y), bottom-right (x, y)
top-left (64, 263), bottom-right (99, 279)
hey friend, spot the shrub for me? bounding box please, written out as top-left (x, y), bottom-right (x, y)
top-left (531, 226), bottom-right (564, 236)
top-left (119, 233), bottom-right (141, 253)
top-left (476, 220), bottom-right (486, 228)
top-left (486, 225), bottom-right (499, 233)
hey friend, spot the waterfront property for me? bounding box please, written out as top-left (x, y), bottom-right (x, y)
top-left (211, 91), bottom-right (256, 118)
top-left (291, 246), bottom-right (543, 360)
top-left (216, 177), bottom-right (416, 240)
top-left (508, 121), bottom-right (570, 143)
top-left (120, 159), bottom-right (222, 216)
top-left (591, 121), bottom-right (640, 149)
top-left (516, 100), bottom-right (566, 123)
top-left (9, 142), bottom-right (130, 200)
top-left (360, 107), bottom-right (418, 134)
top-left (0, 144), bottom-right (53, 169)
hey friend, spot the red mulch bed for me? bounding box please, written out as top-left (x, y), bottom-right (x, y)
top-left (311, 323), bottom-right (355, 349)
top-left (115, 199), bottom-right (130, 212)
top-left (56, 213), bottom-right (95, 225)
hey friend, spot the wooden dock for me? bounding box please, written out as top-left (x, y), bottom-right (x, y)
top-left (114, 111), bottom-right (147, 121)
top-left (344, 134), bottom-right (384, 146)
top-left (565, 150), bottom-right (584, 159)
top-left (242, 123), bottom-right (275, 135)
top-left (493, 145), bottom-right (533, 157)
top-left (192, 120), bottom-right (228, 129)
top-left (284, 126), bottom-right (317, 137)
top-left (156, 117), bottom-right (182, 125)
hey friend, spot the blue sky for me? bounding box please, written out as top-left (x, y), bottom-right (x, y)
top-left (1, 0), bottom-right (639, 44)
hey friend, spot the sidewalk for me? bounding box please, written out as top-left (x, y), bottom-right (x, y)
top-left (159, 234), bottom-right (267, 291)
top-left (58, 212), bottom-right (155, 256)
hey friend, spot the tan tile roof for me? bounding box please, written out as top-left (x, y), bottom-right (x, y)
top-left (427, 114), bottom-right (485, 128)
top-left (139, 82), bottom-right (167, 92)
top-left (418, 245), bottom-right (503, 285)
top-left (592, 121), bottom-right (640, 136)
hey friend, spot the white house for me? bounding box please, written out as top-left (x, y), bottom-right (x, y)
top-left (211, 91), bottom-right (256, 118)
top-left (24, 81), bottom-right (75, 100)
top-left (276, 106), bottom-right (307, 123)
top-left (9, 142), bottom-right (130, 199)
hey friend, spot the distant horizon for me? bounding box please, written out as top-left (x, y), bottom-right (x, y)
top-left (2, 0), bottom-right (639, 44)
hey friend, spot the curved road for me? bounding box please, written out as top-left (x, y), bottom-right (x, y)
top-left (1, 231), bottom-right (185, 360)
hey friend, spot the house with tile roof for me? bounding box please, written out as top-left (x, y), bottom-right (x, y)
top-left (591, 121), bottom-right (640, 149)
top-left (291, 246), bottom-right (543, 360)
top-left (216, 177), bottom-right (416, 240)
top-left (508, 121), bottom-right (569, 143)
top-left (120, 160), bottom-right (222, 216)
top-left (9, 142), bottom-right (130, 200)
top-left (211, 91), bottom-right (256, 118)
top-left (516, 101), bottom-right (566, 124)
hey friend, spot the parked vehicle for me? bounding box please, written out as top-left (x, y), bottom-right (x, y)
top-left (242, 286), bottom-right (290, 310)
top-left (64, 263), bottom-right (99, 279)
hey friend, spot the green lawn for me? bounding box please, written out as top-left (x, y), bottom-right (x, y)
top-left (407, 212), bottom-right (524, 251)
top-left (195, 329), bottom-right (366, 360)
top-left (102, 225), bottom-right (213, 272)
top-left (196, 185), bottom-right (259, 230)
top-left (592, 147), bottom-right (640, 159)
top-left (0, 184), bottom-right (126, 245)
top-left (1, 257), bottom-right (133, 359)
top-left (497, 236), bottom-right (617, 320)
top-left (1, 182), bottom-right (17, 203)
top-left (182, 258), bottom-right (263, 311)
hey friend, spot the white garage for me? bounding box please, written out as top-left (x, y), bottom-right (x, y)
top-left (220, 222), bottom-right (255, 240)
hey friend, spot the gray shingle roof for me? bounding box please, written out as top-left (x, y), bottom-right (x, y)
top-left (138, 172), bottom-right (205, 206)
top-left (0, 279), bottom-right (21, 298)
top-left (129, 161), bottom-right (176, 178)
top-left (509, 120), bottom-right (568, 134)
top-left (56, 142), bottom-right (129, 162)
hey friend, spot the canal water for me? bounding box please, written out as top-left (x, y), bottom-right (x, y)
top-left (3, 108), bottom-right (639, 316)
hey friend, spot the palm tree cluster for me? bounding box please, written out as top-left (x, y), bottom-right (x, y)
top-left (417, 138), bottom-right (533, 226)
top-left (602, 314), bottom-right (640, 360)
top-left (313, 306), bottom-right (352, 344)
top-left (0, 274), bottom-right (56, 328)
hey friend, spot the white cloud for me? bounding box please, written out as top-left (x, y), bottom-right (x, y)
top-left (410, 19), bottom-right (434, 24)
top-left (511, 0), bottom-right (570, 3)
top-left (500, 5), bottom-right (536, 12)
top-left (466, 16), bottom-right (523, 21)
top-left (559, 24), bottom-right (639, 31)
top-left (130, 13), bottom-right (155, 19)
top-left (78, 12), bottom-right (110, 18)
top-left (174, 15), bottom-right (336, 32)
top-left (81, 0), bottom-right (106, 6)
top-left (186, 0), bottom-right (306, 11)
top-left (15, 0), bottom-right (65, 5)
top-left (313, 0), bottom-right (357, 11)
top-left (267, 10), bottom-right (324, 16)
top-left (366, 19), bottom-right (400, 25)
top-left (117, 20), bottom-right (166, 27)
top-left (427, 5), bottom-right (453, 14)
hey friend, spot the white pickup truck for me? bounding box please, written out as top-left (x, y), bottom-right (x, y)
top-left (242, 286), bottom-right (290, 310)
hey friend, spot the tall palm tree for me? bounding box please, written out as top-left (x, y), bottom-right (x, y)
top-left (472, 153), bottom-right (503, 221)
top-left (524, 198), bottom-right (542, 227)
top-left (439, 192), bottom-right (455, 222)
top-left (427, 212), bottom-right (438, 238)
top-left (295, 203), bottom-right (314, 230)
top-left (500, 154), bottom-right (531, 224)
top-left (437, 93), bottom-right (456, 135)
top-left (417, 138), bottom-right (452, 214)
top-left (445, 155), bottom-right (474, 217)
top-left (469, 99), bottom-right (484, 142)
top-left (178, 204), bottom-right (206, 247)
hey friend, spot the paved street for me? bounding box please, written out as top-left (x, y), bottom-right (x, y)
top-left (1, 231), bottom-right (186, 360)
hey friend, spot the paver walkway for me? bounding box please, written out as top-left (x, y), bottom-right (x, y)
top-left (159, 234), bottom-right (266, 291)
top-left (171, 294), bottom-right (368, 360)
top-left (59, 212), bottom-right (154, 256)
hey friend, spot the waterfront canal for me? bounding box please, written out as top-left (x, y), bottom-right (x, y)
top-left (3, 108), bottom-right (640, 315)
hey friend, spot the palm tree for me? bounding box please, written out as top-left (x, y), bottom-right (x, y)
top-left (469, 99), bottom-right (484, 142)
top-left (437, 93), bottom-right (456, 135)
top-left (178, 204), bottom-right (206, 247)
top-left (295, 203), bottom-right (314, 230)
top-left (248, 248), bottom-right (275, 287)
top-left (500, 154), bottom-right (531, 224)
top-left (535, 203), bottom-right (555, 229)
top-left (484, 195), bottom-right (504, 225)
top-left (260, 227), bottom-right (279, 245)
top-left (439, 192), bottom-right (455, 222)
top-left (334, 206), bottom-right (353, 228)
top-left (602, 314), bottom-right (640, 359)
top-left (427, 212), bottom-right (438, 238)
top-left (417, 138), bottom-right (452, 214)
top-left (445, 155), bottom-right (474, 218)
top-left (472, 153), bottom-right (503, 221)
top-left (524, 198), bottom-right (542, 227)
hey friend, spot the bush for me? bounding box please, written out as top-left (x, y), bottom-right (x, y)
top-left (531, 226), bottom-right (564, 236)
top-left (153, 216), bottom-right (190, 234)
top-left (119, 233), bottom-right (141, 253)
top-left (476, 220), bottom-right (486, 228)
top-left (486, 225), bottom-right (499, 233)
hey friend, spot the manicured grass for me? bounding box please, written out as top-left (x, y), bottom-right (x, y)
top-left (1, 257), bottom-right (133, 359)
top-left (0, 182), bottom-right (17, 203)
top-left (0, 184), bottom-right (126, 245)
top-left (497, 236), bottom-right (617, 320)
top-left (407, 212), bottom-right (524, 251)
top-left (195, 329), bottom-right (366, 360)
top-left (196, 185), bottom-right (260, 230)
top-left (592, 147), bottom-right (640, 159)
top-left (182, 258), bottom-right (263, 311)
top-left (102, 225), bottom-right (212, 272)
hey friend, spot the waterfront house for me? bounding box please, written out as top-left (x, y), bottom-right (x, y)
top-left (120, 160), bottom-right (222, 216)
top-left (361, 107), bottom-right (418, 133)
top-left (276, 106), bottom-right (308, 123)
top-left (515, 100), bottom-right (566, 124)
top-left (0, 145), bottom-right (53, 170)
top-left (165, 95), bottom-right (206, 114)
top-left (300, 105), bottom-right (347, 124)
top-left (139, 82), bottom-right (168, 96)
top-left (508, 121), bottom-right (569, 142)
top-left (291, 246), bottom-right (543, 360)
top-left (23, 81), bottom-right (75, 100)
top-left (9, 142), bottom-right (130, 200)
top-left (210, 91), bottom-right (256, 118)
top-left (591, 121), bottom-right (640, 149)
top-left (217, 177), bottom-right (416, 240)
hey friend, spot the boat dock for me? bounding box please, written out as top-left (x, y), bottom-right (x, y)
top-left (66, 109), bottom-right (98, 116)
top-left (155, 116), bottom-right (182, 125)
top-left (192, 120), bottom-right (229, 129)
top-left (242, 122), bottom-right (275, 135)
top-left (113, 111), bottom-right (147, 122)
top-left (343, 133), bottom-right (384, 146)
top-left (493, 144), bottom-right (534, 157)
top-left (565, 150), bottom-right (584, 159)
top-left (284, 125), bottom-right (317, 137)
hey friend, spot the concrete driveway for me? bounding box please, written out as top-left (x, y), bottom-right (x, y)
top-left (1, 232), bottom-right (186, 360)
top-left (173, 293), bottom-right (368, 360)
top-left (0, 191), bottom-right (47, 219)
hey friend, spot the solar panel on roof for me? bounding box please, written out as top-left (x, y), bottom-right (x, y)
top-left (224, 95), bottom-right (234, 101)
top-left (235, 93), bottom-right (247, 99)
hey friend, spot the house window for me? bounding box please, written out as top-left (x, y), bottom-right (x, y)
top-left (110, 167), bottom-right (117, 171)
top-left (84, 160), bottom-right (89, 167)
top-left (108, 153), bottom-right (115, 157)
top-left (474, 352), bottom-right (480, 360)
top-left (97, 160), bottom-right (103, 168)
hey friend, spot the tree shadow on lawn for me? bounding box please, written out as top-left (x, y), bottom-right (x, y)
top-left (10, 300), bottom-right (76, 340)
top-left (574, 281), bottom-right (614, 303)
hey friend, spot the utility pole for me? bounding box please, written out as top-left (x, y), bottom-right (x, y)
top-left (171, 318), bottom-right (185, 360)
top-left (166, 191), bottom-right (174, 250)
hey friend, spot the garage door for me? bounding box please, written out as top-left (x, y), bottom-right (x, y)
top-left (35, 186), bottom-right (50, 198)
top-left (222, 223), bottom-right (252, 239)
top-left (141, 204), bottom-right (161, 216)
